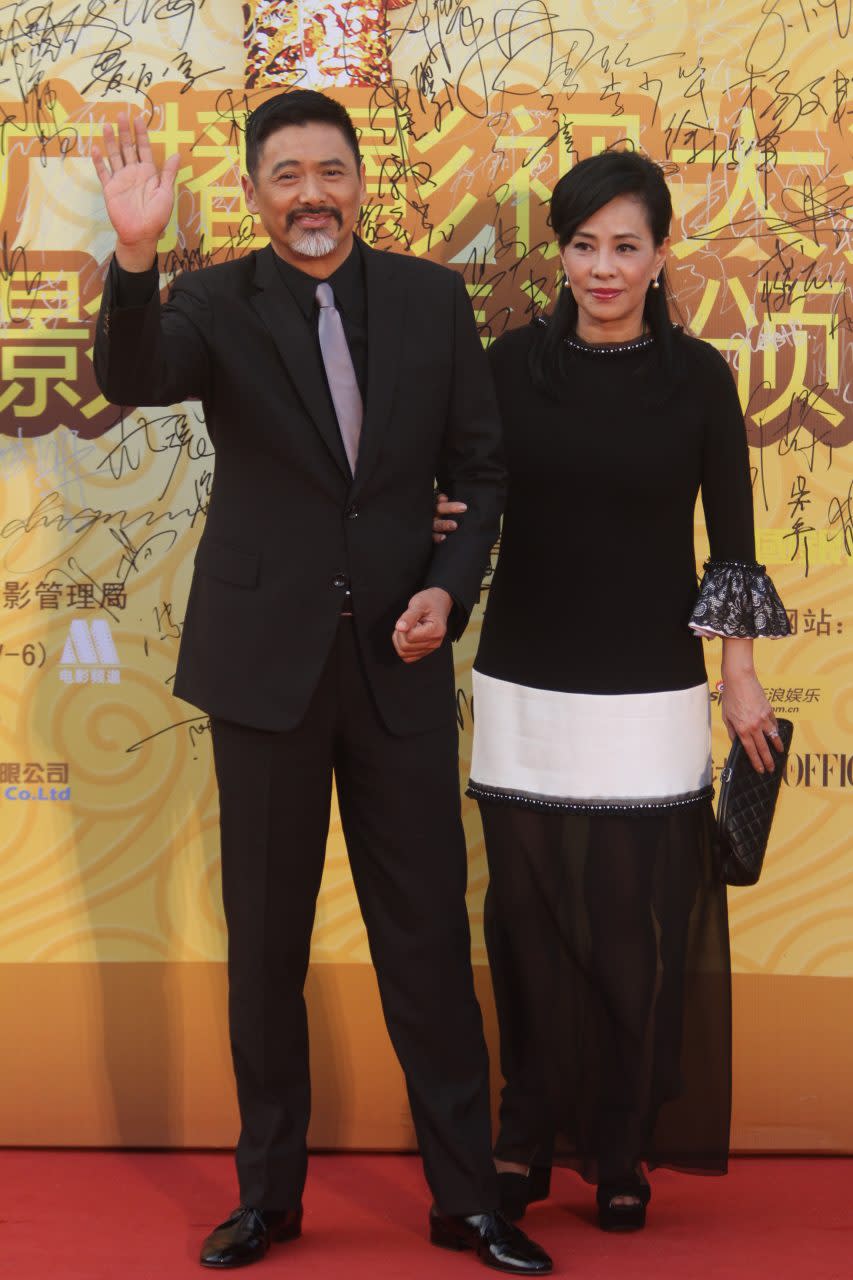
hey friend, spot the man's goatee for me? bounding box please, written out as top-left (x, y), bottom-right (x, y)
top-left (292, 229), bottom-right (338, 258)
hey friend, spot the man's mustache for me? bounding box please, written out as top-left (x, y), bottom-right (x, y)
top-left (287, 206), bottom-right (343, 230)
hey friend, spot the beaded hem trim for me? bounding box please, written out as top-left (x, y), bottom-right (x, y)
top-left (466, 781), bottom-right (714, 815)
top-left (564, 333), bottom-right (656, 355)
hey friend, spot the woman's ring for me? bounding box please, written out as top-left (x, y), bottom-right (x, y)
top-left (769, 729), bottom-right (780, 739)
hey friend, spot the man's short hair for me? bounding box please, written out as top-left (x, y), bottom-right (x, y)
top-left (245, 90), bottom-right (362, 178)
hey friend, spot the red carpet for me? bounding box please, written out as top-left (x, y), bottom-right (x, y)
top-left (1, 1151), bottom-right (850, 1279)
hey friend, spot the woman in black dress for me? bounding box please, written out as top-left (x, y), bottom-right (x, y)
top-left (436, 151), bottom-right (790, 1230)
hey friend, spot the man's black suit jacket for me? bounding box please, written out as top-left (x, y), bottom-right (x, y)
top-left (95, 240), bottom-right (505, 734)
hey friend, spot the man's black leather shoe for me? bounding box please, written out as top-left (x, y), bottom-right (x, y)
top-left (199, 1205), bottom-right (302, 1269)
top-left (429, 1208), bottom-right (553, 1274)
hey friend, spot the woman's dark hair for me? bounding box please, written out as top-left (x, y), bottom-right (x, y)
top-left (245, 90), bottom-right (362, 179)
top-left (531, 148), bottom-right (676, 391)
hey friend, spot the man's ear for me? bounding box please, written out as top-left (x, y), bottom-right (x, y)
top-left (242, 173), bottom-right (258, 215)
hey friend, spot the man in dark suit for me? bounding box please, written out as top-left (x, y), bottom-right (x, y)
top-left (92, 91), bottom-right (552, 1274)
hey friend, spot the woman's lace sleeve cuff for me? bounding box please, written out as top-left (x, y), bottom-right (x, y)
top-left (689, 560), bottom-right (791, 639)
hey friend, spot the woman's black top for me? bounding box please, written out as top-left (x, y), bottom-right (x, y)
top-left (475, 324), bottom-right (788, 698)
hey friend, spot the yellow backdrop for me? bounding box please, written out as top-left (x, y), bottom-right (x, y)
top-left (1, 0), bottom-right (852, 1150)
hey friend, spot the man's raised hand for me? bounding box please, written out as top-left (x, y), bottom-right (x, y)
top-left (92, 113), bottom-right (180, 271)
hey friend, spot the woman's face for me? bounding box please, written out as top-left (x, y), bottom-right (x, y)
top-left (559, 193), bottom-right (669, 343)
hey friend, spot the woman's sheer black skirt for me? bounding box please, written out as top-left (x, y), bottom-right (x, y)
top-left (480, 798), bottom-right (731, 1183)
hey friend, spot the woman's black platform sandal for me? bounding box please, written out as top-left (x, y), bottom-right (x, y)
top-left (498, 1167), bottom-right (552, 1222)
top-left (596, 1176), bottom-right (651, 1232)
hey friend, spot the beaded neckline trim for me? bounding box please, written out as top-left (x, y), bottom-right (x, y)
top-left (564, 333), bottom-right (655, 355)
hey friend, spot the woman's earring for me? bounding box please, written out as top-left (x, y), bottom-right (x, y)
top-left (651, 275), bottom-right (660, 290)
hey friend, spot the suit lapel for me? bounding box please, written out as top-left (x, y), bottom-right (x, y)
top-left (250, 246), bottom-right (351, 479)
top-left (352, 243), bottom-right (406, 496)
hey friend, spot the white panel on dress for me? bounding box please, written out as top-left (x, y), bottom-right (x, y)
top-left (470, 671), bottom-right (712, 807)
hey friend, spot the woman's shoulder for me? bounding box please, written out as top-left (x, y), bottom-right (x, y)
top-left (672, 327), bottom-right (736, 384)
top-left (486, 319), bottom-right (540, 362)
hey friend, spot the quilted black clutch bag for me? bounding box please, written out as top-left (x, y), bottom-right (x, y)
top-left (717, 719), bottom-right (794, 886)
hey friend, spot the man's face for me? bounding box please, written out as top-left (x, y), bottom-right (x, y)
top-left (242, 122), bottom-right (366, 274)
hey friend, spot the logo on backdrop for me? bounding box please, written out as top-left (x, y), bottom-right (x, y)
top-left (710, 685), bottom-right (823, 715)
top-left (784, 755), bottom-right (853, 788)
top-left (2, 579), bottom-right (127, 611)
top-left (1, 761), bottom-right (70, 801)
top-left (785, 608), bottom-right (844, 637)
top-left (59, 619), bottom-right (120, 685)
top-left (713, 750), bottom-right (853, 789)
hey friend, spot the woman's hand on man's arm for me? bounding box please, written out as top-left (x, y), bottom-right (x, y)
top-left (431, 492), bottom-right (467, 543)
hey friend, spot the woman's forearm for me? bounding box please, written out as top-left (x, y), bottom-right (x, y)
top-left (721, 636), bottom-right (756, 679)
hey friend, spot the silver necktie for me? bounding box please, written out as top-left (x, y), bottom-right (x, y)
top-left (315, 281), bottom-right (363, 475)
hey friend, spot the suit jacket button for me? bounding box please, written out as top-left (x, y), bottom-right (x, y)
top-left (346, 504), bottom-right (359, 519)
top-left (332, 574), bottom-right (347, 589)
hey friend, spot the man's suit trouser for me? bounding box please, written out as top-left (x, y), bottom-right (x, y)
top-left (210, 619), bottom-right (499, 1215)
